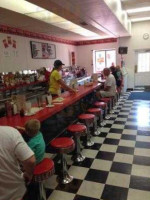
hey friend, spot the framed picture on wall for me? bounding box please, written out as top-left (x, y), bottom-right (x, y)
top-left (30, 41), bottom-right (56, 59)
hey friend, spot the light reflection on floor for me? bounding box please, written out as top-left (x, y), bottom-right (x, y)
top-left (137, 105), bottom-right (150, 127)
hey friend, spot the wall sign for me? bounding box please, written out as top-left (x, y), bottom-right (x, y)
top-left (30, 41), bottom-right (56, 59)
top-left (2, 36), bottom-right (18, 58)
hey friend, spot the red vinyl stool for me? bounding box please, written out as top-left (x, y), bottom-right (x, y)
top-left (33, 158), bottom-right (55, 200)
top-left (78, 114), bottom-right (95, 147)
top-left (67, 124), bottom-right (86, 162)
top-left (87, 108), bottom-right (102, 135)
top-left (50, 137), bottom-right (75, 184)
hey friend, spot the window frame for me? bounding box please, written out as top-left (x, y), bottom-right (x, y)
top-left (93, 49), bottom-right (116, 73)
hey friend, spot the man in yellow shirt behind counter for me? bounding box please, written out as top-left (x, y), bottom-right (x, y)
top-left (49, 60), bottom-right (76, 96)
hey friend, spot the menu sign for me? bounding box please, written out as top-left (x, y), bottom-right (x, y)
top-left (30, 41), bottom-right (56, 59)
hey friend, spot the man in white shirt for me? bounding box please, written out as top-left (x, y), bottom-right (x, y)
top-left (0, 126), bottom-right (36, 200)
top-left (97, 68), bottom-right (116, 98)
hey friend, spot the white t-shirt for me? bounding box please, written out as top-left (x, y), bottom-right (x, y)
top-left (0, 126), bottom-right (34, 200)
top-left (104, 74), bottom-right (116, 95)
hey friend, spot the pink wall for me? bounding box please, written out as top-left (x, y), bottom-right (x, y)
top-left (76, 41), bottom-right (120, 75)
top-left (0, 32), bottom-right (77, 72)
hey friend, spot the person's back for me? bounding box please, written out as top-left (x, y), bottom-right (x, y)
top-left (0, 126), bottom-right (34, 200)
top-left (105, 73), bottom-right (116, 96)
top-left (27, 131), bottom-right (45, 164)
top-left (25, 119), bottom-right (45, 164)
top-left (49, 69), bottom-right (61, 95)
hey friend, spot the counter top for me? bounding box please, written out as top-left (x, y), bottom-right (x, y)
top-left (0, 83), bottom-right (100, 127)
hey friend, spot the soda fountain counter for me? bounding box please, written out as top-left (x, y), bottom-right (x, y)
top-left (0, 83), bottom-right (101, 144)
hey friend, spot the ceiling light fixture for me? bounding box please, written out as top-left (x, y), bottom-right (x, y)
top-left (0, 0), bottom-right (99, 37)
top-left (127, 7), bottom-right (150, 13)
top-left (131, 17), bottom-right (150, 22)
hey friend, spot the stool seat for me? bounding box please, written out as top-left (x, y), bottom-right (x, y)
top-left (67, 124), bottom-right (86, 133)
top-left (33, 158), bottom-right (54, 182)
top-left (78, 114), bottom-right (95, 120)
top-left (94, 102), bottom-right (107, 108)
top-left (50, 137), bottom-right (74, 149)
top-left (100, 98), bottom-right (111, 103)
top-left (88, 108), bottom-right (102, 114)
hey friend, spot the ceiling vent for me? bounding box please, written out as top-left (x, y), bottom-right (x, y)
top-left (80, 22), bottom-right (88, 26)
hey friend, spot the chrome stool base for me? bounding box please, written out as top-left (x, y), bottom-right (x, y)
top-left (94, 129), bottom-right (101, 136)
top-left (58, 174), bottom-right (73, 184)
top-left (72, 154), bottom-right (85, 163)
top-left (86, 140), bottom-right (94, 147)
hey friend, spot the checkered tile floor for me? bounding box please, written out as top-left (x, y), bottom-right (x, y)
top-left (44, 93), bottom-right (150, 200)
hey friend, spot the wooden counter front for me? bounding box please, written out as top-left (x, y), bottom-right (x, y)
top-left (0, 83), bottom-right (100, 127)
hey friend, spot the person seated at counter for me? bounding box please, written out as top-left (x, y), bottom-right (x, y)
top-left (17, 119), bottom-right (45, 164)
top-left (0, 126), bottom-right (35, 200)
top-left (96, 68), bottom-right (116, 99)
top-left (49, 60), bottom-right (76, 96)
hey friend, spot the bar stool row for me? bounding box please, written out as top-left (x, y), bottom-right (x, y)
top-left (32, 90), bottom-right (121, 200)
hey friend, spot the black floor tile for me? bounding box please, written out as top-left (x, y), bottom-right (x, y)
top-left (133, 155), bottom-right (150, 166)
top-left (130, 175), bottom-right (150, 191)
top-left (118, 115), bottom-right (128, 118)
top-left (74, 195), bottom-right (99, 200)
top-left (121, 134), bottom-right (136, 141)
top-left (101, 185), bottom-right (128, 200)
top-left (114, 121), bottom-right (126, 125)
top-left (85, 169), bottom-right (108, 183)
top-left (73, 158), bottom-right (94, 168)
top-left (56, 179), bottom-right (82, 193)
top-left (135, 141), bottom-right (150, 148)
top-left (84, 143), bottom-right (101, 150)
top-left (123, 106), bottom-right (132, 108)
top-left (127, 118), bottom-right (137, 122)
top-left (124, 125), bottom-right (138, 130)
top-left (104, 138), bottom-right (119, 145)
top-left (110, 162), bottom-right (132, 174)
top-left (117, 146), bottom-right (134, 155)
top-left (104, 124), bottom-right (112, 128)
top-left (96, 151), bottom-right (115, 161)
top-left (137, 130), bottom-right (150, 136)
top-left (99, 132), bottom-right (108, 137)
top-left (109, 128), bottom-right (123, 134)
top-left (46, 188), bottom-right (53, 199)
top-left (109, 117), bottom-right (117, 121)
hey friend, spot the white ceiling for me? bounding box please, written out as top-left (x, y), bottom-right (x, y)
top-left (121, 0), bottom-right (150, 22)
top-left (0, 0), bottom-right (131, 41)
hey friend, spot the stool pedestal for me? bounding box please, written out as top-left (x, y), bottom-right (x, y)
top-left (50, 137), bottom-right (75, 184)
top-left (67, 124), bottom-right (86, 163)
top-left (87, 108), bottom-right (102, 136)
top-left (78, 114), bottom-right (95, 147)
top-left (33, 158), bottom-right (55, 200)
top-left (59, 153), bottom-right (73, 184)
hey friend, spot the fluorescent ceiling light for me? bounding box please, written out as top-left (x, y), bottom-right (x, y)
top-left (131, 17), bottom-right (150, 22)
top-left (0, 0), bottom-right (99, 37)
top-left (127, 7), bottom-right (150, 13)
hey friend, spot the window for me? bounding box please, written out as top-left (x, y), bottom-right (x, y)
top-left (93, 49), bottom-right (116, 73)
top-left (137, 52), bottom-right (150, 72)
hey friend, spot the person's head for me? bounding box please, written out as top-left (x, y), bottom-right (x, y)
top-left (54, 60), bottom-right (64, 71)
top-left (42, 67), bottom-right (47, 73)
top-left (103, 68), bottom-right (110, 77)
top-left (116, 65), bottom-right (121, 70)
top-left (110, 66), bottom-right (116, 74)
top-left (25, 119), bottom-right (41, 137)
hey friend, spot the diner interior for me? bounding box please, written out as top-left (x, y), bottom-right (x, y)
top-left (0, 0), bottom-right (150, 200)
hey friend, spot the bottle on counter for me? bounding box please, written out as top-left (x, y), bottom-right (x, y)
top-left (12, 103), bottom-right (18, 115)
top-left (46, 94), bottom-right (52, 105)
top-left (20, 108), bottom-right (25, 117)
top-left (5, 101), bottom-right (13, 117)
top-left (37, 96), bottom-right (42, 107)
